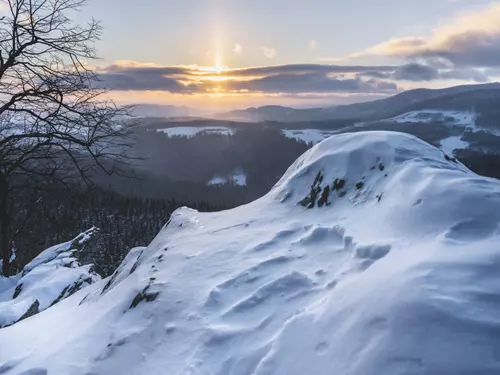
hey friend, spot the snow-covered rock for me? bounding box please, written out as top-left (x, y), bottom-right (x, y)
top-left (1, 131), bottom-right (500, 374)
top-left (0, 228), bottom-right (101, 328)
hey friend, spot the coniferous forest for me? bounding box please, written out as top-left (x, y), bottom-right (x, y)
top-left (11, 124), bottom-right (500, 277)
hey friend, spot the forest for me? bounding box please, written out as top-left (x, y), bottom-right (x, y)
top-left (9, 124), bottom-right (500, 277)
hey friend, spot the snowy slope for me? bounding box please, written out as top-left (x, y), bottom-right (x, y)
top-left (0, 229), bottom-right (101, 328)
top-left (2, 131), bottom-right (500, 374)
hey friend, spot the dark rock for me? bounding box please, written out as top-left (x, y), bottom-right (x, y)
top-left (18, 299), bottom-right (40, 322)
top-left (66, 277), bottom-right (92, 296)
top-left (444, 154), bottom-right (458, 163)
top-left (333, 178), bottom-right (346, 191)
top-left (129, 250), bottom-right (144, 275)
top-left (317, 185), bottom-right (331, 207)
top-left (102, 271), bottom-right (118, 295)
top-left (129, 285), bottom-right (160, 309)
top-left (299, 171), bottom-right (324, 209)
top-left (50, 286), bottom-right (70, 307)
top-left (12, 284), bottom-right (23, 299)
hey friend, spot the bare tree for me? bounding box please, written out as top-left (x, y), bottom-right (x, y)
top-left (0, 0), bottom-right (134, 276)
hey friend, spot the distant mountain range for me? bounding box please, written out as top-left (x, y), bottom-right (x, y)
top-left (130, 104), bottom-right (203, 118)
top-left (216, 82), bottom-right (500, 123)
top-left (130, 83), bottom-right (500, 124)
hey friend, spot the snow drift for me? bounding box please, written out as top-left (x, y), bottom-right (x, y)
top-left (0, 228), bottom-right (101, 328)
top-left (1, 131), bottom-right (500, 374)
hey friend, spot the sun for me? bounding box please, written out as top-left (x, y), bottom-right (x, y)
top-left (214, 53), bottom-right (224, 74)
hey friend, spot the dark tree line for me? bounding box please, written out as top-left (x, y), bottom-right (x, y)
top-left (12, 185), bottom-right (226, 277)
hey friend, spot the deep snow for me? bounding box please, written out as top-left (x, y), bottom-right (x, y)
top-left (1, 131), bottom-right (500, 374)
top-left (0, 228), bottom-right (101, 328)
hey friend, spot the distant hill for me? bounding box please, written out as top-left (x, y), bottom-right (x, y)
top-left (130, 104), bottom-right (203, 118)
top-left (216, 82), bottom-right (500, 123)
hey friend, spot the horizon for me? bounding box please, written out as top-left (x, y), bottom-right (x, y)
top-left (132, 81), bottom-right (500, 114)
top-left (67, 1), bottom-right (500, 110)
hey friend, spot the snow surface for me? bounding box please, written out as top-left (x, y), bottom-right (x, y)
top-left (389, 109), bottom-right (477, 154)
top-left (281, 129), bottom-right (340, 144)
top-left (390, 110), bottom-right (476, 126)
top-left (0, 228), bottom-right (101, 328)
top-left (2, 131), bottom-right (500, 374)
top-left (207, 176), bottom-right (228, 185)
top-left (207, 169), bottom-right (247, 186)
top-left (440, 135), bottom-right (470, 155)
top-left (157, 126), bottom-right (236, 138)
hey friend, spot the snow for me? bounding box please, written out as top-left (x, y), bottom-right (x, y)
top-left (281, 129), bottom-right (340, 144)
top-left (390, 109), bottom-right (476, 126)
top-left (232, 171), bottom-right (247, 186)
top-left (157, 126), bottom-right (236, 138)
top-left (0, 228), bottom-right (101, 328)
top-left (440, 135), bottom-right (470, 155)
top-left (207, 176), bottom-right (228, 185)
top-left (207, 169), bottom-right (247, 186)
top-left (2, 131), bottom-right (500, 374)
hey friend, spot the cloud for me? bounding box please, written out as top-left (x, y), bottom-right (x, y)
top-left (332, 3), bottom-right (500, 68)
top-left (233, 44), bottom-right (242, 54)
top-left (96, 61), bottom-right (490, 97)
top-left (262, 46), bottom-right (277, 59)
top-left (96, 62), bottom-right (400, 95)
top-left (392, 63), bottom-right (439, 81)
top-left (359, 62), bottom-right (489, 82)
top-left (230, 72), bottom-right (398, 94)
top-left (226, 64), bottom-right (396, 77)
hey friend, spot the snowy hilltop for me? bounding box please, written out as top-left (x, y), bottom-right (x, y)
top-left (1, 131), bottom-right (500, 374)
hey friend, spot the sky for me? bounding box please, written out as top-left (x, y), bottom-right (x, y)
top-left (73, 0), bottom-right (500, 110)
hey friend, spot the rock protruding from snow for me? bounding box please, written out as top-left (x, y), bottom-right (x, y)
top-left (3, 131), bottom-right (500, 375)
top-left (0, 228), bottom-right (101, 328)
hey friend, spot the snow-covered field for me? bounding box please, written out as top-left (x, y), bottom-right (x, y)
top-left (157, 126), bottom-right (236, 138)
top-left (389, 110), bottom-right (478, 154)
top-left (281, 129), bottom-right (340, 144)
top-left (2, 131), bottom-right (500, 374)
top-left (207, 170), bottom-right (247, 186)
top-left (390, 110), bottom-right (476, 126)
top-left (440, 135), bottom-right (470, 155)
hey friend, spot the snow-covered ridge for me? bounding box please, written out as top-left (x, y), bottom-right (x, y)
top-left (2, 131), bottom-right (500, 374)
top-left (0, 228), bottom-right (101, 328)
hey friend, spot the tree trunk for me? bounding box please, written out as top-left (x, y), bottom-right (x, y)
top-left (0, 173), bottom-right (10, 277)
